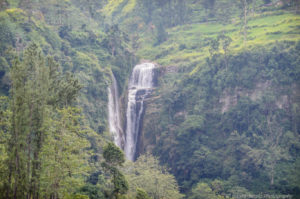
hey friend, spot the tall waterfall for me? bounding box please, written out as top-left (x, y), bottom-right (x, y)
top-left (124, 63), bottom-right (156, 161)
top-left (108, 73), bottom-right (124, 149)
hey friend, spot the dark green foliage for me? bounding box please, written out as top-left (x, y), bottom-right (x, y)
top-left (1, 43), bottom-right (84, 198)
top-left (0, 0), bottom-right (138, 131)
top-left (150, 41), bottom-right (300, 196)
top-left (111, 168), bottom-right (129, 195)
top-left (201, 0), bottom-right (216, 17)
top-left (155, 23), bottom-right (167, 46)
top-left (7, 43), bottom-right (49, 198)
top-left (0, 56), bottom-right (9, 95)
top-left (79, 184), bottom-right (105, 199)
top-left (0, 0), bottom-right (9, 11)
top-left (140, 0), bottom-right (154, 23)
top-left (201, 0), bottom-right (216, 11)
top-left (103, 142), bottom-right (125, 167)
top-left (263, 0), bottom-right (272, 4)
top-left (136, 188), bottom-right (150, 199)
top-left (64, 194), bottom-right (89, 199)
top-left (59, 25), bottom-right (72, 39)
top-left (188, 182), bottom-right (223, 199)
top-left (46, 57), bottom-right (82, 107)
top-left (139, 0), bottom-right (187, 27)
top-left (209, 38), bottom-right (220, 57)
top-left (102, 142), bottom-right (128, 198)
top-left (100, 25), bottom-right (137, 94)
top-left (0, 18), bottom-right (14, 56)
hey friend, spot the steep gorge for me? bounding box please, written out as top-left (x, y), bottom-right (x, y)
top-left (1, 0), bottom-right (300, 197)
top-left (136, 43), bottom-right (300, 193)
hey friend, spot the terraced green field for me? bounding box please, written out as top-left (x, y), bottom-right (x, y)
top-left (137, 11), bottom-right (300, 68)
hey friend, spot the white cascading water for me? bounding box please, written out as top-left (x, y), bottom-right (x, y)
top-left (108, 73), bottom-right (124, 149)
top-left (124, 63), bottom-right (156, 161)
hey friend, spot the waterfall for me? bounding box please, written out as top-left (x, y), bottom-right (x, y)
top-left (124, 63), bottom-right (156, 161)
top-left (108, 73), bottom-right (124, 149)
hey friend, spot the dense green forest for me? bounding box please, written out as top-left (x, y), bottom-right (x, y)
top-left (0, 0), bottom-right (300, 198)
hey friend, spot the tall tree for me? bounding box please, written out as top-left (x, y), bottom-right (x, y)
top-left (39, 108), bottom-right (90, 199)
top-left (4, 43), bottom-right (82, 199)
top-left (188, 182), bottom-right (225, 199)
top-left (101, 142), bottom-right (128, 199)
top-left (237, 0), bottom-right (252, 45)
top-left (141, 0), bottom-right (155, 23)
top-left (155, 23), bottom-right (167, 45)
top-left (0, 96), bottom-right (11, 197)
top-left (124, 154), bottom-right (183, 199)
top-left (218, 34), bottom-right (232, 70)
top-left (174, 0), bottom-right (187, 25)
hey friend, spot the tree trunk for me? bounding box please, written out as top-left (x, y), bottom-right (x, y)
top-left (14, 147), bottom-right (19, 199)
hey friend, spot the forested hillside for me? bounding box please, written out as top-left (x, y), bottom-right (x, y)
top-left (0, 0), bottom-right (300, 198)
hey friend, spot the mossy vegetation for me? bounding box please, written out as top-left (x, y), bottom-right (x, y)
top-left (102, 0), bottom-right (125, 16)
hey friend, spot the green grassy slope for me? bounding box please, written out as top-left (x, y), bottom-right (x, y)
top-left (137, 11), bottom-right (300, 67)
top-left (100, 0), bottom-right (300, 68)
